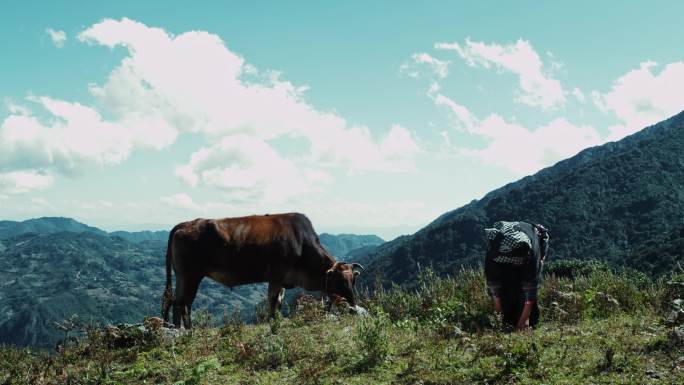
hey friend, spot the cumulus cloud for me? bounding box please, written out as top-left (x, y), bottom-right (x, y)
top-left (310, 199), bottom-right (429, 229)
top-left (428, 83), bottom-right (477, 129)
top-left (79, 18), bottom-right (418, 196)
top-left (46, 28), bottom-right (67, 48)
top-left (2, 98), bottom-right (125, 172)
top-left (175, 135), bottom-right (313, 203)
top-left (400, 53), bottom-right (450, 79)
top-left (76, 18), bottom-right (420, 168)
top-left (460, 116), bottom-right (601, 174)
top-left (430, 89), bottom-right (601, 174)
top-left (2, 18), bottom-right (419, 201)
top-left (305, 124), bottom-right (420, 173)
top-left (0, 95), bottom-right (178, 178)
top-left (0, 170), bottom-right (54, 194)
top-left (592, 61), bottom-right (684, 140)
top-left (161, 193), bottom-right (202, 211)
top-left (436, 38), bottom-right (565, 109)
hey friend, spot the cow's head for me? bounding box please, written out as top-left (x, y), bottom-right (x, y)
top-left (325, 262), bottom-right (363, 308)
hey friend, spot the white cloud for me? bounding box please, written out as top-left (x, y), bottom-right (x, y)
top-left (428, 83), bottom-right (477, 129)
top-left (592, 61), bottom-right (684, 140)
top-left (305, 123), bottom-right (420, 173)
top-left (431, 91), bottom-right (601, 174)
top-left (400, 53), bottom-right (450, 79)
top-left (0, 170), bottom-right (54, 194)
top-left (436, 38), bottom-right (565, 109)
top-left (175, 135), bottom-right (313, 203)
top-left (572, 87), bottom-right (586, 104)
top-left (461, 116), bottom-right (601, 174)
top-left (161, 193), bottom-right (202, 212)
top-left (1, 18), bottom-right (419, 201)
top-left (4, 99), bottom-right (31, 115)
top-left (77, 18), bottom-right (419, 173)
top-left (311, 199), bottom-right (429, 228)
top-left (0, 96), bottom-right (175, 174)
top-left (46, 28), bottom-right (67, 48)
top-left (78, 18), bottom-right (420, 200)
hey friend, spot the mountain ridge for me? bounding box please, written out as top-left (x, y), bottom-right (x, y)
top-left (362, 110), bottom-right (684, 286)
top-left (0, 217), bottom-right (108, 239)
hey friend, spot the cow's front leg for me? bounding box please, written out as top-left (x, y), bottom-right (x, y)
top-left (183, 305), bottom-right (192, 330)
top-left (267, 283), bottom-right (285, 318)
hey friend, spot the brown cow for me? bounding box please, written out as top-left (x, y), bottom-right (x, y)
top-left (160, 212), bottom-right (363, 329)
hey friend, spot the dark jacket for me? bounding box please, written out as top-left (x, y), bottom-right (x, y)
top-left (484, 221), bottom-right (548, 327)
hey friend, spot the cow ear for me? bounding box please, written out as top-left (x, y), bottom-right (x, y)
top-left (353, 271), bottom-right (361, 277)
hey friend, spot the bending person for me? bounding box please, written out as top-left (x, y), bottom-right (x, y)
top-left (484, 221), bottom-right (549, 330)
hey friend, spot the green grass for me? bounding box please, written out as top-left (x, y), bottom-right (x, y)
top-left (1, 266), bottom-right (682, 385)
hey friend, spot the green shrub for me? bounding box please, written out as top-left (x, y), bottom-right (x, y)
top-left (291, 296), bottom-right (326, 327)
top-left (241, 331), bottom-right (288, 370)
top-left (664, 272), bottom-right (684, 303)
top-left (500, 340), bottom-right (539, 378)
top-left (355, 312), bottom-right (391, 368)
top-left (584, 269), bottom-right (655, 315)
top-left (372, 268), bottom-right (495, 333)
top-left (175, 358), bottom-right (221, 385)
top-left (219, 309), bottom-right (244, 338)
top-left (539, 275), bottom-right (586, 323)
top-left (541, 262), bottom-right (660, 322)
top-left (191, 308), bottom-right (214, 329)
top-left (544, 259), bottom-right (610, 279)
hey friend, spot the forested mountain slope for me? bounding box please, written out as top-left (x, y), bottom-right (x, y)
top-left (363, 111), bottom-right (684, 287)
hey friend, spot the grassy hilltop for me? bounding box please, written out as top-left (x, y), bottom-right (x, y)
top-left (2, 262), bottom-right (683, 385)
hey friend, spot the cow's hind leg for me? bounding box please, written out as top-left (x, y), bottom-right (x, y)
top-left (267, 282), bottom-right (285, 318)
top-left (173, 273), bottom-right (202, 329)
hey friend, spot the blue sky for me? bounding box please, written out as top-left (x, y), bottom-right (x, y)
top-left (1, 1), bottom-right (684, 239)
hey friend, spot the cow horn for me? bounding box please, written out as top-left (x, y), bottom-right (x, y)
top-left (351, 263), bottom-right (364, 271)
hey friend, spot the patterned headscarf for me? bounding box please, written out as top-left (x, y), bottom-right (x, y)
top-left (485, 221), bottom-right (532, 265)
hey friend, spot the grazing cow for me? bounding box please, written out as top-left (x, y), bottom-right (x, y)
top-left (161, 213), bottom-right (363, 329)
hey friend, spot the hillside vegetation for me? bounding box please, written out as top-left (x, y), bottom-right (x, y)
top-left (0, 221), bottom-right (384, 348)
top-left (2, 263), bottom-right (682, 384)
top-left (363, 111), bottom-right (684, 287)
top-left (0, 231), bottom-right (260, 348)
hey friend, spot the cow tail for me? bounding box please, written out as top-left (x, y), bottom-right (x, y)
top-left (161, 225), bottom-right (179, 323)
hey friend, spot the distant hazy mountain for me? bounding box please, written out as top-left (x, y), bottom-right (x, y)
top-left (0, 217), bottom-right (107, 239)
top-left (0, 218), bottom-right (384, 251)
top-left (0, 217), bottom-right (383, 348)
top-left (0, 217), bottom-right (171, 244)
top-left (110, 230), bottom-right (170, 243)
top-left (0, 231), bottom-right (264, 348)
top-left (362, 111), bottom-right (684, 287)
top-left (318, 233), bottom-right (385, 259)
